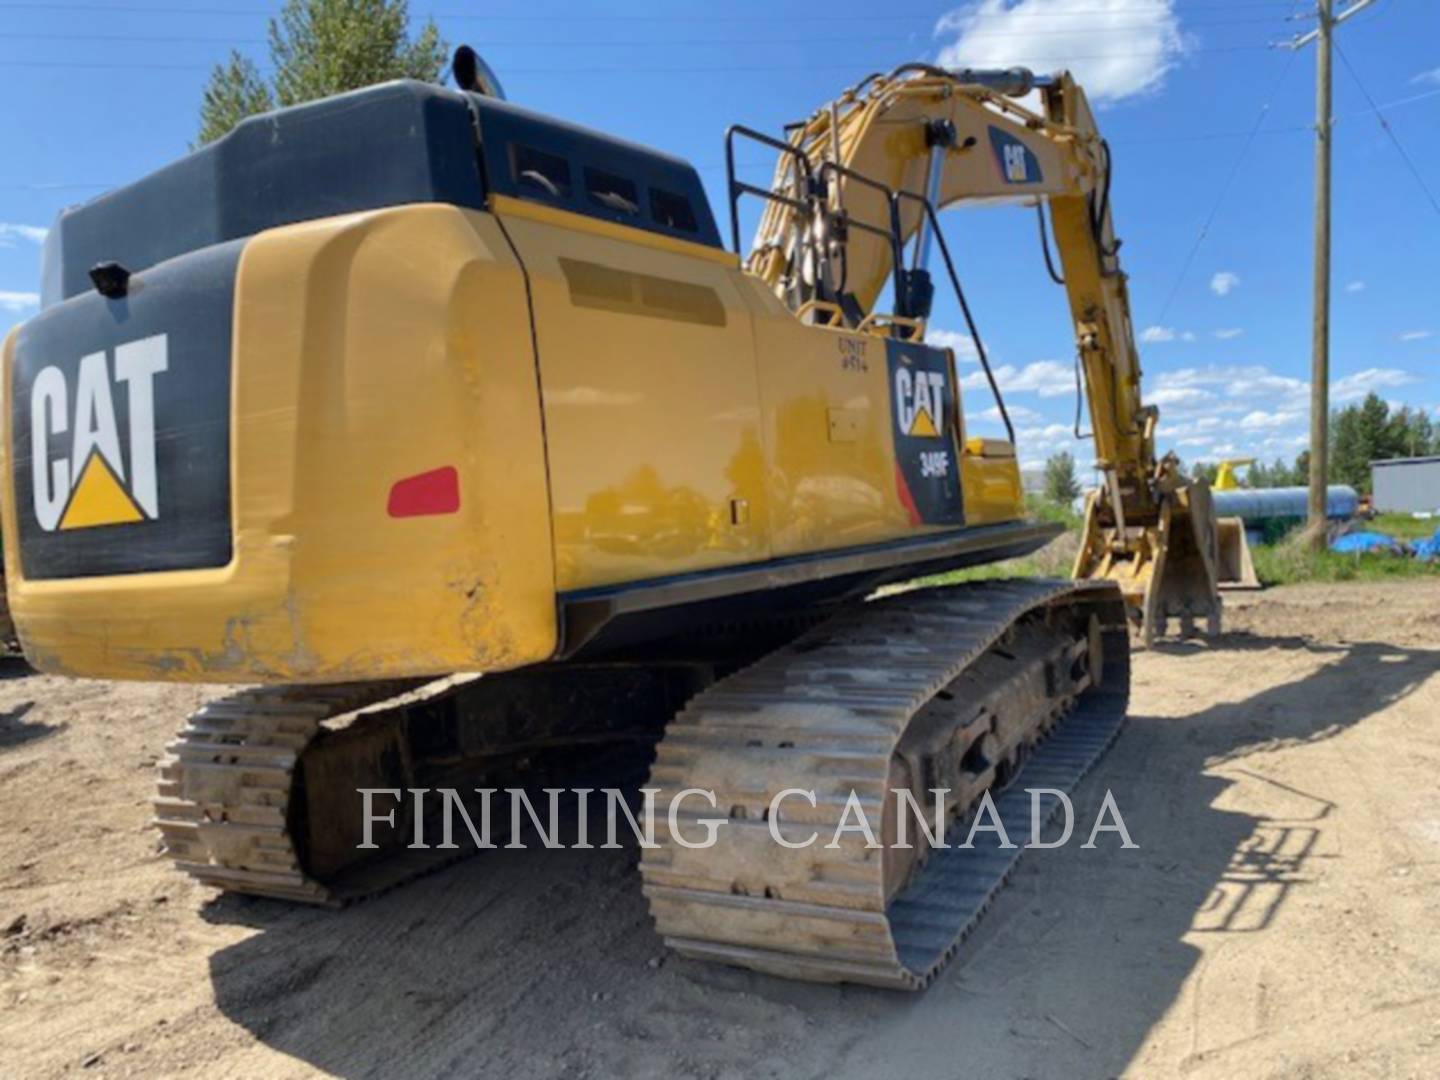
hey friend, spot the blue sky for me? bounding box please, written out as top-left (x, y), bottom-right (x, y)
top-left (1, 0), bottom-right (1436, 471)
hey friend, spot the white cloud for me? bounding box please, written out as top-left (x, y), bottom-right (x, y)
top-left (1139, 325), bottom-right (1176, 343)
top-left (1165, 416), bottom-right (1223, 438)
top-left (1398, 330), bottom-right (1433, 342)
top-left (933, 0), bottom-right (1186, 105)
top-left (1158, 366), bottom-right (1421, 441)
top-left (1209, 270), bottom-right (1240, 296)
top-left (1239, 409), bottom-right (1301, 431)
top-left (1413, 67), bottom-right (1440, 86)
top-left (1213, 328), bottom-right (1243, 340)
top-left (1160, 364), bottom-right (1304, 402)
top-left (1179, 331), bottom-right (1197, 343)
top-left (1345, 280), bottom-right (1365, 293)
top-left (1013, 420), bottom-right (1079, 458)
top-left (0, 223), bottom-right (47, 248)
top-left (972, 402), bottom-right (1043, 424)
top-left (1333, 367), bottom-right (1418, 402)
top-left (926, 327), bottom-right (980, 360)
top-left (1020, 423), bottom-right (1074, 441)
top-left (0, 291), bottom-right (40, 312)
top-left (963, 359), bottom-right (1073, 397)
top-left (1150, 386), bottom-right (1214, 409)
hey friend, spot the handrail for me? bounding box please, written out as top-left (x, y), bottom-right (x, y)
top-left (814, 159), bottom-right (908, 296)
top-left (893, 189), bottom-right (1014, 444)
top-left (856, 312), bottom-right (926, 339)
top-left (794, 300), bottom-right (846, 328)
top-left (725, 117), bottom-right (1002, 439)
top-left (724, 124), bottom-right (814, 255)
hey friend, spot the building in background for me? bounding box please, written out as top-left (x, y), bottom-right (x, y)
top-left (1371, 456), bottom-right (1440, 513)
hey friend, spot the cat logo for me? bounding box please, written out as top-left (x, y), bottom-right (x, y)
top-left (894, 366), bottom-right (945, 439)
top-left (29, 334), bottom-right (168, 532)
top-left (988, 127), bottom-right (1041, 185)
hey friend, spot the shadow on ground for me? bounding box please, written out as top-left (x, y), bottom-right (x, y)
top-left (0, 700), bottom-right (65, 751)
top-left (204, 633), bottom-right (1440, 1079)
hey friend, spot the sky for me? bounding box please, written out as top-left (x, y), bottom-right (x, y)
top-left (0, 0), bottom-right (1436, 472)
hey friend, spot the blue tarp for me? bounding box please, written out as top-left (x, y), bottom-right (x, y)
top-left (1411, 527), bottom-right (1440, 561)
top-left (1330, 531), bottom-right (1404, 554)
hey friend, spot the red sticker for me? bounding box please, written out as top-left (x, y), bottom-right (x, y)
top-left (387, 466), bottom-right (460, 518)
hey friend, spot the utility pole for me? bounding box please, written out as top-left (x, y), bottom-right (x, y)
top-left (1286, 0), bottom-right (1377, 548)
top-left (1307, 0), bottom-right (1333, 549)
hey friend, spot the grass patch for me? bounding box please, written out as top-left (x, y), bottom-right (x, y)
top-left (1367, 512), bottom-right (1440, 542)
top-left (893, 498), bottom-right (1440, 591)
top-left (913, 558), bottom-right (1049, 588)
top-left (1251, 539), bottom-right (1440, 585)
top-left (904, 498), bottom-right (1082, 589)
top-left (1024, 494), bottom-right (1084, 532)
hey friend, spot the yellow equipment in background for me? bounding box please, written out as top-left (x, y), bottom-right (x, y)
top-left (0, 55), bottom-right (1217, 988)
top-left (1214, 457), bottom-right (1257, 491)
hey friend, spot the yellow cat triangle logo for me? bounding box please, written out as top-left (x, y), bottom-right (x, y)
top-left (907, 407), bottom-right (940, 438)
top-left (59, 450), bottom-right (145, 530)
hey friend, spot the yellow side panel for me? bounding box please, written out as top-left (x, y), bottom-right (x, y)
top-left (494, 198), bottom-right (769, 591)
top-left (960, 450), bottom-right (1025, 525)
top-left (739, 286), bottom-right (907, 556)
top-left (737, 278), bottom-right (1026, 551)
top-left (2, 205), bottom-right (557, 682)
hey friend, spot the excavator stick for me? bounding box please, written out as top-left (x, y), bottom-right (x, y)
top-left (1072, 481), bottom-right (1224, 646)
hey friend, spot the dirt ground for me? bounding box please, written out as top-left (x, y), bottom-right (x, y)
top-left (2, 580), bottom-right (1439, 1079)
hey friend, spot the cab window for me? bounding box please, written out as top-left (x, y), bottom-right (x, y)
top-left (649, 187), bottom-right (698, 233)
top-left (511, 143), bottom-right (571, 199)
top-left (584, 167), bottom-right (640, 216)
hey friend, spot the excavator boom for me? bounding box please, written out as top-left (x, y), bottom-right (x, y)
top-left (739, 63), bottom-right (1222, 640)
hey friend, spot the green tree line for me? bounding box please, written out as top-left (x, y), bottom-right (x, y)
top-left (1185, 393), bottom-right (1436, 494)
top-left (1042, 392), bottom-right (1436, 503)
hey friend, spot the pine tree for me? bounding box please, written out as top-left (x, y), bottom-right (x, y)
top-left (1043, 451), bottom-right (1080, 505)
top-left (196, 52), bottom-right (274, 147)
top-left (1330, 398), bottom-right (1372, 490)
top-left (1386, 406), bottom-right (1433, 459)
top-left (1325, 393), bottom-right (1430, 493)
top-left (196, 0), bottom-right (446, 145)
top-left (1357, 393), bottom-right (1391, 470)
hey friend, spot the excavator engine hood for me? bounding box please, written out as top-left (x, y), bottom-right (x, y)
top-left (1, 83), bottom-right (558, 683)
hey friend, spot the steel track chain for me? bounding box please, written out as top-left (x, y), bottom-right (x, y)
top-left (639, 578), bottom-right (1131, 989)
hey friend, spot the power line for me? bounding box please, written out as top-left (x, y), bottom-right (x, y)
top-left (0, 32), bottom-right (269, 45)
top-left (0, 1), bottom-right (1310, 14)
top-left (0, 45), bottom-right (1282, 74)
top-left (1155, 47), bottom-right (1302, 322)
top-left (1333, 39), bottom-right (1440, 221)
top-left (13, 61), bottom-right (1439, 192)
top-left (0, 21), bottom-right (1294, 47)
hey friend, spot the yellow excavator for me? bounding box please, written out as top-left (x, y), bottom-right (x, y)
top-left (0, 53), bottom-right (1220, 989)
